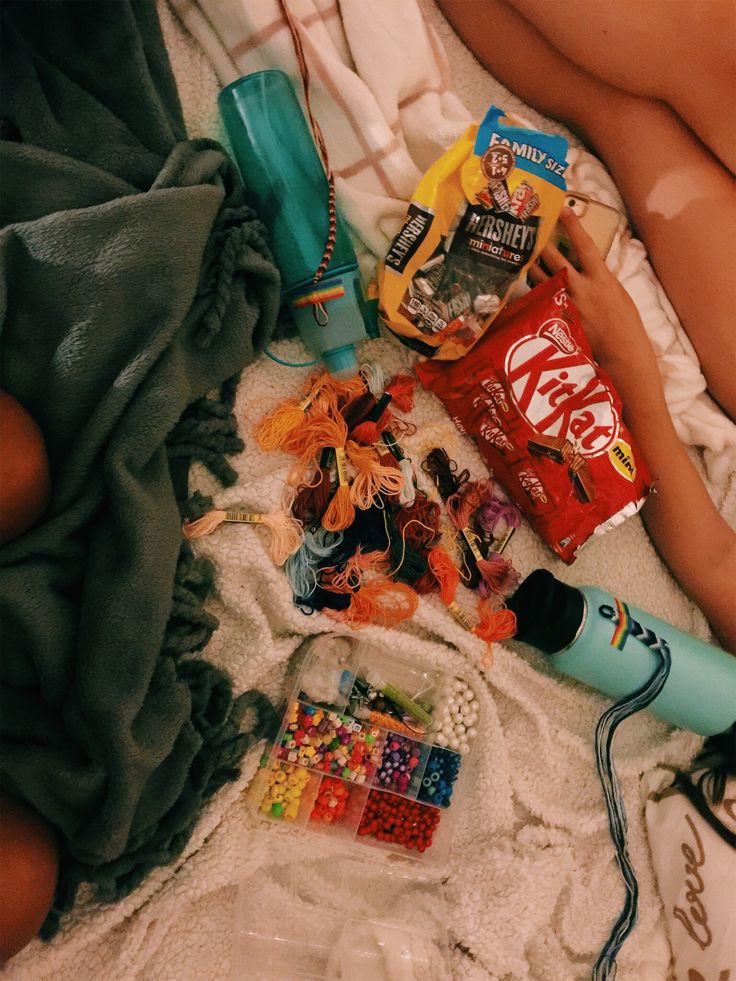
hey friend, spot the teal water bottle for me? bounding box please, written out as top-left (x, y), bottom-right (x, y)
top-left (218, 70), bottom-right (377, 379)
top-left (509, 569), bottom-right (736, 736)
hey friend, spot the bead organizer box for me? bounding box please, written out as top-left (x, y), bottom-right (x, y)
top-left (248, 633), bottom-right (481, 862)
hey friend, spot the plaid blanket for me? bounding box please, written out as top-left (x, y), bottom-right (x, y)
top-left (169, 0), bottom-right (471, 274)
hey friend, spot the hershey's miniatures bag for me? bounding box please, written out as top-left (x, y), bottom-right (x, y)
top-left (378, 106), bottom-right (568, 360)
top-left (415, 271), bottom-right (651, 563)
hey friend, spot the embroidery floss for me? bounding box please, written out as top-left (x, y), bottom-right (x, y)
top-left (327, 576), bottom-right (419, 628)
top-left (422, 449), bottom-right (482, 589)
top-left (284, 527), bottom-right (343, 600)
top-left (347, 442), bottom-right (405, 509)
top-left (476, 481), bottom-right (523, 536)
top-left (322, 445), bottom-right (355, 532)
top-left (382, 432), bottom-right (416, 506)
top-left (476, 552), bottom-right (521, 598)
top-left (342, 392), bottom-right (376, 432)
top-left (383, 507), bottom-right (428, 583)
top-left (291, 447), bottom-right (334, 525)
top-left (308, 371), bottom-right (365, 409)
top-left (446, 482), bottom-right (483, 532)
top-left (255, 393), bottom-right (313, 451)
top-left (182, 507), bottom-right (304, 565)
top-left (422, 447), bottom-right (470, 501)
top-left (394, 493), bottom-right (441, 549)
top-left (428, 547), bottom-right (459, 606)
top-left (360, 361), bottom-right (385, 396)
top-left (384, 374), bottom-right (416, 412)
top-left (473, 602), bottom-right (517, 667)
top-left (474, 603), bottom-right (517, 643)
top-left (350, 392), bottom-right (393, 444)
top-left (428, 547), bottom-right (474, 630)
top-left (296, 403), bottom-right (348, 468)
top-left (445, 482), bottom-right (520, 597)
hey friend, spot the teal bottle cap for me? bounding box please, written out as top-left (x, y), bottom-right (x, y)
top-left (323, 344), bottom-right (359, 380)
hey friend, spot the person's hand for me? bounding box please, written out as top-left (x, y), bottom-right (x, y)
top-left (528, 207), bottom-right (653, 375)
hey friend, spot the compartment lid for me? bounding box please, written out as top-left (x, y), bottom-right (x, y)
top-left (233, 842), bottom-right (450, 980)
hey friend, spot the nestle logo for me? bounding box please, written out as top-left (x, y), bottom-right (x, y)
top-left (541, 318), bottom-right (575, 354)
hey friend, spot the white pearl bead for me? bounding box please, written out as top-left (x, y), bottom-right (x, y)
top-left (466, 727), bottom-right (477, 740)
top-left (460, 703), bottom-right (472, 717)
top-left (447, 697), bottom-right (457, 711)
top-left (442, 722), bottom-right (454, 737)
top-left (436, 734), bottom-right (447, 747)
top-left (459, 740), bottom-right (469, 753)
top-left (463, 689), bottom-right (474, 701)
top-left (448, 736), bottom-right (460, 749)
top-left (455, 722), bottom-right (466, 735)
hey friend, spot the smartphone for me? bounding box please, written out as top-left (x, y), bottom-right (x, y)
top-left (551, 192), bottom-right (620, 269)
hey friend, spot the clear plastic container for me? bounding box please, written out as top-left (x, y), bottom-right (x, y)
top-left (233, 852), bottom-right (451, 980)
top-left (247, 633), bottom-right (482, 864)
top-left (235, 635), bottom-right (475, 977)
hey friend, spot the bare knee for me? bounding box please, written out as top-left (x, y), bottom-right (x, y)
top-left (0, 795), bottom-right (59, 964)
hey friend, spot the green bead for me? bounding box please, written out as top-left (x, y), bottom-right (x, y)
top-left (271, 802), bottom-right (284, 818)
top-left (365, 734), bottom-right (375, 745)
top-left (342, 767), bottom-right (351, 779)
top-left (425, 786), bottom-right (435, 797)
top-left (329, 737), bottom-right (341, 750)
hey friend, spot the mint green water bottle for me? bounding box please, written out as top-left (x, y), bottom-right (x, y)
top-left (509, 569), bottom-right (736, 736)
top-left (218, 70), bottom-right (377, 378)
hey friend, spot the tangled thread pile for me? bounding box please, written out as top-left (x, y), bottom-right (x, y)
top-left (183, 364), bottom-right (520, 662)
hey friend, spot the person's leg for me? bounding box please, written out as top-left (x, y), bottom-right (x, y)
top-left (439, 0), bottom-right (736, 419)
top-left (505, 0), bottom-right (736, 175)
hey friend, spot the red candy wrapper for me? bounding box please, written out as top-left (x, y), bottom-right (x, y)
top-left (415, 271), bottom-right (651, 563)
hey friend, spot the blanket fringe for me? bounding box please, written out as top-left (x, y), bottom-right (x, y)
top-left (168, 374), bottom-right (244, 487)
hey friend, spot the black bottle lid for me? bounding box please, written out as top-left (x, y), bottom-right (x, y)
top-left (507, 569), bottom-right (586, 654)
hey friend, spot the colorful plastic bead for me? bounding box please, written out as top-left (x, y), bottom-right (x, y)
top-left (375, 733), bottom-right (423, 795)
top-left (417, 747), bottom-right (461, 808)
top-left (310, 777), bottom-right (351, 825)
top-left (277, 701), bottom-right (383, 782)
top-left (258, 762), bottom-right (310, 821)
top-left (434, 678), bottom-right (478, 753)
top-left (357, 790), bottom-right (441, 853)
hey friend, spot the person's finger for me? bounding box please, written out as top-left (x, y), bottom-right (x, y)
top-left (559, 207), bottom-right (605, 271)
top-left (527, 262), bottom-right (548, 285)
top-left (538, 242), bottom-right (573, 275)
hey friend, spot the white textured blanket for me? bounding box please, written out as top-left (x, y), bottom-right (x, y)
top-left (8, 2), bottom-right (734, 980)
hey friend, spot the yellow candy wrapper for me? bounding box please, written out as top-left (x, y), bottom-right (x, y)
top-left (378, 106), bottom-right (568, 360)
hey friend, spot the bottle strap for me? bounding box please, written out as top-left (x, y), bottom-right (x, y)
top-left (277, 0), bottom-right (337, 286)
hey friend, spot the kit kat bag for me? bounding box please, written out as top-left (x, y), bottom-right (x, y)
top-left (416, 271), bottom-right (652, 563)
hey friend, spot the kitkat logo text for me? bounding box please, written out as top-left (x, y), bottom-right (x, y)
top-left (505, 322), bottom-right (619, 456)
